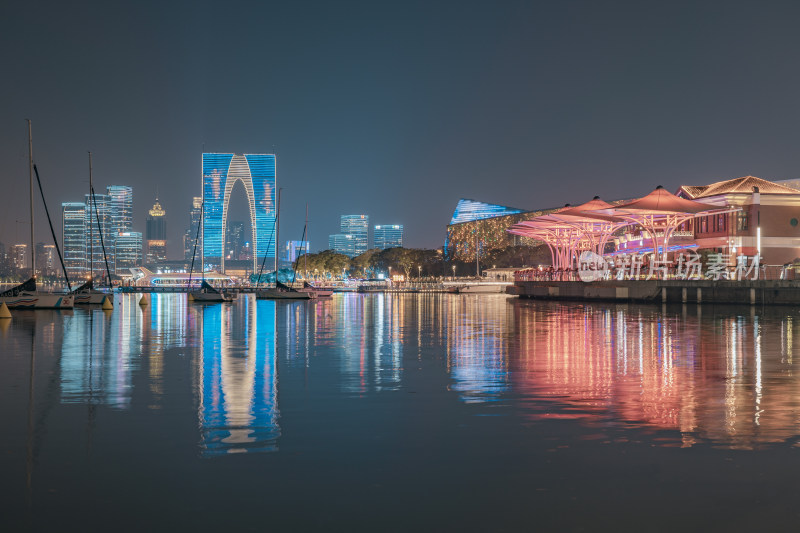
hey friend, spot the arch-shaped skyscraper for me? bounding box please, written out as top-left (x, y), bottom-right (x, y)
top-left (202, 153), bottom-right (276, 273)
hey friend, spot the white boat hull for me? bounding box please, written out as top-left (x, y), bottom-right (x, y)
top-left (74, 291), bottom-right (108, 305)
top-left (0, 292), bottom-right (74, 309)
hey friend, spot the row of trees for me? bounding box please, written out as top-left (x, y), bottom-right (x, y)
top-left (293, 245), bottom-right (552, 280)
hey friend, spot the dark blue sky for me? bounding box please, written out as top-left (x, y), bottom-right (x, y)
top-left (3, 0), bottom-right (800, 256)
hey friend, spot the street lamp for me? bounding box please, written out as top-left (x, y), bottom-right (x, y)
top-left (418, 265), bottom-right (421, 279)
top-left (452, 264), bottom-right (456, 280)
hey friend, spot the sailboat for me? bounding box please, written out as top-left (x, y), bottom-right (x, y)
top-left (187, 200), bottom-right (234, 303)
top-left (0, 121), bottom-right (74, 309)
top-left (296, 205), bottom-right (332, 298)
top-left (74, 152), bottom-right (112, 305)
top-left (255, 190), bottom-right (311, 300)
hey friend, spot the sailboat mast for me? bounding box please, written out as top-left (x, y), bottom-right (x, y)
top-left (27, 119), bottom-right (35, 278)
top-left (304, 203), bottom-right (308, 275)
top-left (88, 152), bottom-right (93, 281)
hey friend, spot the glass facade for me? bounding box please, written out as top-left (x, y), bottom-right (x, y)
top-left (184, 197), bottom-right (203, 260)
top-left (373, 224), bottom-right (403, 250)
top-left (62, 202), bottom-right (87, 280)
top-left (328, 234), bottom-right (355, 257)
top-left (85, 193), bottom-right (114, 280)
top-left (449, 199), bottom-right (524, 225)
top-left (107, 185), bottom-right (133, 237)
top-left (340, 215), bottom-right (369, 256)
top-left (115, 232), bottom-right (143, 273)
top-left (202, 153), bottom-right (276, 273)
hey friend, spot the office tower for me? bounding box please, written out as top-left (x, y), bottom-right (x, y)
top-left (328, 234), bottom-right (355, 257)
top-left (373, 224), bottom-right (403, 250)
top-left (184, 197), bottom-right (203, 260)
top-left (226, 221), bottom-right (245, 260)
top-left (203, 153), bottom-right (276, 273)
top-left (0, 242), bottom-right (6, 274)
top-left (35, 243), bottom-right (57, 277)
top-left (62, 202), bottom-right (87, 279)
top-left (284, 240), bottom-right (310, 264)
top-left (107, 185), bottom-right (133, 237)
top-left (146, 198), bottom-right (167, 264)
top-left (11, 244), bottom-right (27, 273)
top-left (115, 232), bottom-right (143, 273)
top-left (86, 192), bottom-right (114, 279)
top-left (340, 215), bottom-right (369, 256)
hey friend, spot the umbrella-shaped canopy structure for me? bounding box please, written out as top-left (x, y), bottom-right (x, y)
top-left (588, 186), bottom-right (740, 260)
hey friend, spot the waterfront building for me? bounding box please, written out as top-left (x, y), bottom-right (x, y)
top-left (146, 198), bottom-right (167, 264)
top-left (107, 185), bottom-right (133, 237)
top-left (86, 192), bottom-right (114, 279)
top-left (446, 199), bottom-right (554, 262)
top-left (285, 240), bottom-right (310, 264)
top-left (340, 215), bottom-right (369, 256)
top-left (373, 224), bottom-right (403, 250)
top-left (328, 234), bottom-right (355, 257)
top-left (202, 153), bottom-right (276, 273)
top-left (115, 232), bottom-right (143, 273)
top-left (0, 242), bottom-right (6, 274)
top-left (10, 244), bottom-right (27, 273)
top-left (62, 202), bottom-right (87, 279)
top-left (184, 197), bottom-right (202, 260)
top-left (676, 176), bottom-right (800, 264)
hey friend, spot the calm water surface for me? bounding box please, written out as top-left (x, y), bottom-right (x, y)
top-left (2, 293), bottom-right (800, 531)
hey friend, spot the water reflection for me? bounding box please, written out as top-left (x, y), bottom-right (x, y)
top-left (510, 301), bottom-right (800, 448)
top-left (197, 296), bottom-right (280, 455)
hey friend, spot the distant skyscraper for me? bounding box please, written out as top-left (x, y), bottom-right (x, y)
top-left (373, 224), bottom-right (403, 250)
top-left (10, 244), bottom-right (27, 273)
top-left (35, 243), bottom-right (57, 277)
top-left (146, 199), bottom-right (167, 264)
top-left (107, 185), bottom-right (133, 237)
top-left (86, 192), bottom-right (114, 279)
top-left (202, 153), bottom-right (276, 273)
top-left (226, 221), bottom-right (246, 260)
top-left (62, 202), bottom-right (87, 279)
top-left (328, 234), bottom-right (355, 257)
top-left (340, 215), bottom-right (369, 256)
top-left (184, 197), bottom-right (202, 261)
top-left (115, 232), bottom-right (143, 273)
top-left (284, 240), bottom-right (310, 264)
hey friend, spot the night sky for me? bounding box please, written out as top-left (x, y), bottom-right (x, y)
top-left (3, 0), bottom-right (800, 257)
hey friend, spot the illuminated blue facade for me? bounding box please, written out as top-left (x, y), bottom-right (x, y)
top-left (202, 153), bottom-right (276, 272)
top-left (449, 199), bottom-right (524, 225)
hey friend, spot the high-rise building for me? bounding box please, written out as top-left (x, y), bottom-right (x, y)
top-left (35, 243), bottom-right (57, 277)
top-left (340, 215), bottom-right (369, 256)
top-left (184, 197), bottom-right (203, 261)
top-left (115, 232), bottom-right (143, 273)
top-left (284, 240), bottom-right (310, 264)
top-left (328, 234), bottom-right (355, 257)
top-left (10, 244), bottom-right (27, 273)
top-left (0, 242), bottom-right (6, 274)
top-left (202, 153), bottom-right (276, 273)
top-left (226, 221), bottom-right (246, 260)
top-left (373, 224), bottom-right (403, 250)
top-left (107, 185), bottom-right (133, 237)
top-left (86, 192), bottom-right (114, 279)
top-left (146, 198), bottom-right (167, 264)
top-left (62, 202), bottom-right (87, 279)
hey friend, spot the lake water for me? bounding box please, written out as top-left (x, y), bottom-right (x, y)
top-left (3, 293), bottom-right (800, 531)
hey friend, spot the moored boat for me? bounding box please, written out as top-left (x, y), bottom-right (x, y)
top-left (257, 281), bottom-right (312, 300)
top-left (0, 278), bottom-right (74, 309)
top-left (190, 280), bottom-right (235, 302)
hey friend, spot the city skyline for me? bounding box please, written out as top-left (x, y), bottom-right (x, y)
top-left (5, 2), bottom-right (800, 257)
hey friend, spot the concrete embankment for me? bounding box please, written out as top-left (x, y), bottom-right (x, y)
top-left (507, 280), bottom-right (800, 305)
